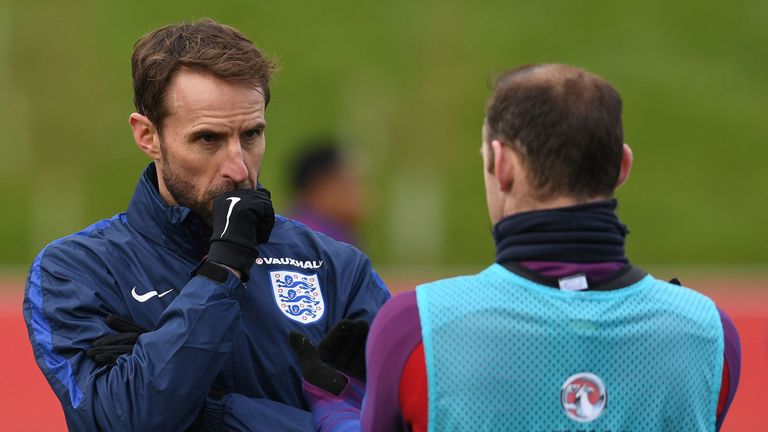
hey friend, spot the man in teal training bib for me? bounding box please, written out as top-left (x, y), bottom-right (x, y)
top-left (293, 64), bottom-right (741, 432)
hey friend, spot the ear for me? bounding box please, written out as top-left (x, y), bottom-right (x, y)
top-left (615, 143), bottom-right (633, 188)
top-left (491, 140), bottom-right (515, 192)
top-left (129, 113), bottom-right (161, 160)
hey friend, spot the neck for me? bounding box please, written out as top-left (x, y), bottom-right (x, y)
top-left (499, 194), bottom-right (611, 221)
top-left (153, 162), bottom-right (179, 207)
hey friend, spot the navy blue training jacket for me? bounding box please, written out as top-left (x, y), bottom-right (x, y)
top-left (23, 164), bottom-right (390, 431)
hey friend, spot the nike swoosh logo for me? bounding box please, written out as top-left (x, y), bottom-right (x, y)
top-left (220, 197), bottom-right (241, 238)
top-left (131, 286), bottom-right (174, 303)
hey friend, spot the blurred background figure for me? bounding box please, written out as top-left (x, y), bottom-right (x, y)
top-left (287, 138), bottom-right (365, 246)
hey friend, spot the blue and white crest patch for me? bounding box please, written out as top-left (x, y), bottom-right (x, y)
top-left (270, 271), bottom-right (325, 324)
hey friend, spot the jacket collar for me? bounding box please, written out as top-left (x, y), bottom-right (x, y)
top-left (126, 163), bottom-right (209, 260)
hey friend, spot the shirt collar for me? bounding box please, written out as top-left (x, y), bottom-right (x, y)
top-left (493, 199), bottom-right (629, 264)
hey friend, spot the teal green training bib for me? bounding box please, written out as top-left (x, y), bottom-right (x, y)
top-left (416, 264), bottom-right (723, 431)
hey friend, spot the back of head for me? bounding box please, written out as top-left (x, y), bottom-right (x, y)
top-left (131, 18), bottom-right (277, 129)
top-left (291, 139), bottom-right (344, 196)
top-left (289, 138), bottom-right (363, 243)
top-left (485, 64), bottom-right (624, 201)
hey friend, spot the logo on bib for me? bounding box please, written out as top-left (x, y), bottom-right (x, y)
top-left (270, 271), bottom-right (324, 324)
top-left (561, 372), bottom-right (607, 423)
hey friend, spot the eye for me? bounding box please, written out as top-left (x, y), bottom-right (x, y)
top-left (242, 128), bottom-right (264, 143)
top-left (198, 134), bottom-right (217, 143)
top-left (193, 132), bottom-right (223, 146)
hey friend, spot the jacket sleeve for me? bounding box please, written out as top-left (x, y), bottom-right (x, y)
top-left (199, 392), bottom-right (313, 431)
top-left (301, 376), bottom-right (365, 432)
top-left (339, 252), bottom-right (391, 322)
top-left (23, 242), bottom-right (246, 431)
top-left (715, 307), bottom-right (741, 431)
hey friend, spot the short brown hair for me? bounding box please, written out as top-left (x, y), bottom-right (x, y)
top-left (132, 18), bottom-right (277, 129)
top-left (485, 64), bottom-right (624, 200)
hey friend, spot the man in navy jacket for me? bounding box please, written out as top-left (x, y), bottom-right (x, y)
top-left (23, 19), bottom-right (389, 431)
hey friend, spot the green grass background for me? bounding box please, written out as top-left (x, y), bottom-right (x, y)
top-left (1, 0), bottom-right (766, 275)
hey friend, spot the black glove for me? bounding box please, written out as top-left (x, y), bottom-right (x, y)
top-left (289, 331), bottom-right (348, 395)
top-left (317, 319), bottom-right (369, 381)
top-left (208, 187), bottom-right (275, 281)
top-left (86, 314), bottom-right (148, 366)
top-left (289, 319), bottom-right (369, 395)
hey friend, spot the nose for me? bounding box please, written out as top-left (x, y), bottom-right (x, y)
top-left (221, 141), bottom-right (249, 185)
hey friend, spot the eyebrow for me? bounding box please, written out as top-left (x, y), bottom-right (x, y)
top-left (188, 129), bottom-right (226, 141)
top-left (187, 120), bottom-right (267, 139)
top-left (247, 121), bottom-right (267, 130)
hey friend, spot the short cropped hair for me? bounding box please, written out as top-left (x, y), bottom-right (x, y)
top-left (132, 18), bottom-right (277, 129)
top-left (485, 64), bottom-right (624, 200)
